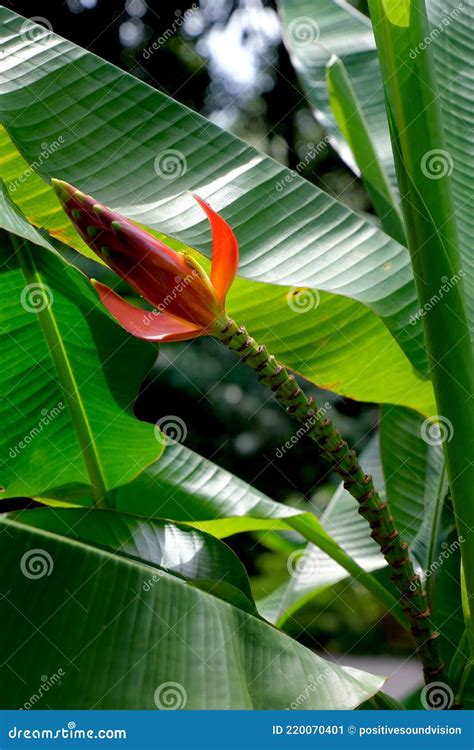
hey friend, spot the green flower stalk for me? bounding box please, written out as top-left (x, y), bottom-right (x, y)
top-left (52, 178), bottom-right (446, 684)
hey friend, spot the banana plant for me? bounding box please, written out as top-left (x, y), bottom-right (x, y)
top-left (0, 1), bottom-right (472, 709)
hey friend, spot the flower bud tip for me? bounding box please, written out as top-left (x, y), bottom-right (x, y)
top-left (51, 178), bottom-right (71, 204)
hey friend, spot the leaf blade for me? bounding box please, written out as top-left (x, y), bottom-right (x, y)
top-left (0, 514), bottom-right (385, 709)
top-left (326, 55), bottom-right (405, 243)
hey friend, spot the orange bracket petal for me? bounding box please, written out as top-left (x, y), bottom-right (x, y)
top-left (92, 280), bottom-right (203, 343)
top-left (193, 194), bottom-right (239, 306)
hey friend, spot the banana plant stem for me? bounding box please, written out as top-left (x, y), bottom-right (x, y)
top-left (216, 317), bottom-right (446, 684)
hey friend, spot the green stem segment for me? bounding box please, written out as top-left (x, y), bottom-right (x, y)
top-left (217, 318), bottom-right (445, 684)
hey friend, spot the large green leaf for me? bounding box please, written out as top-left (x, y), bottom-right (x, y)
top-left (325, 55), bottom-right (405, 243)
top-left (279, 0), bottom-right (474, 346)
top-left (228, 270), bottom-right (434, 411)
top-left (380, 407), bottom-right (446, 559)
top-left (456, 657), bottom-right (474, 709)
top-left (380, 407), bottom-right (464, 666)
top-left (0, 515), bottom-right (384, 709)
top-left (278, 0), bottom-right (396, 186)
top-left (367, 0), bottom-right (474, 629)
top-left (0, 9), bottom-right (437, 410)
top-left (0, 184), bottom-right (160, 502)
top-left (428, 0), bottom-right (474, 343)
top-left (433, 529), bottom-right (465, 670)
top-left (9, 507), bottom-right (257, 614)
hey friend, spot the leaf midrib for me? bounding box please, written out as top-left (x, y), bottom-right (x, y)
top-left (10, 233), bottom-right (108, 506)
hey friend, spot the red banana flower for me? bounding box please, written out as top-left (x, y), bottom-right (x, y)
top-left (51, 179), bottom-right (239, 342)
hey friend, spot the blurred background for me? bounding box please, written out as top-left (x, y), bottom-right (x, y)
top-left (11, 0), bottom-right (419, 697)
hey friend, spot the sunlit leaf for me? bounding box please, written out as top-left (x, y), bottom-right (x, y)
top-left (0, 514), bottom-right (385, 709)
